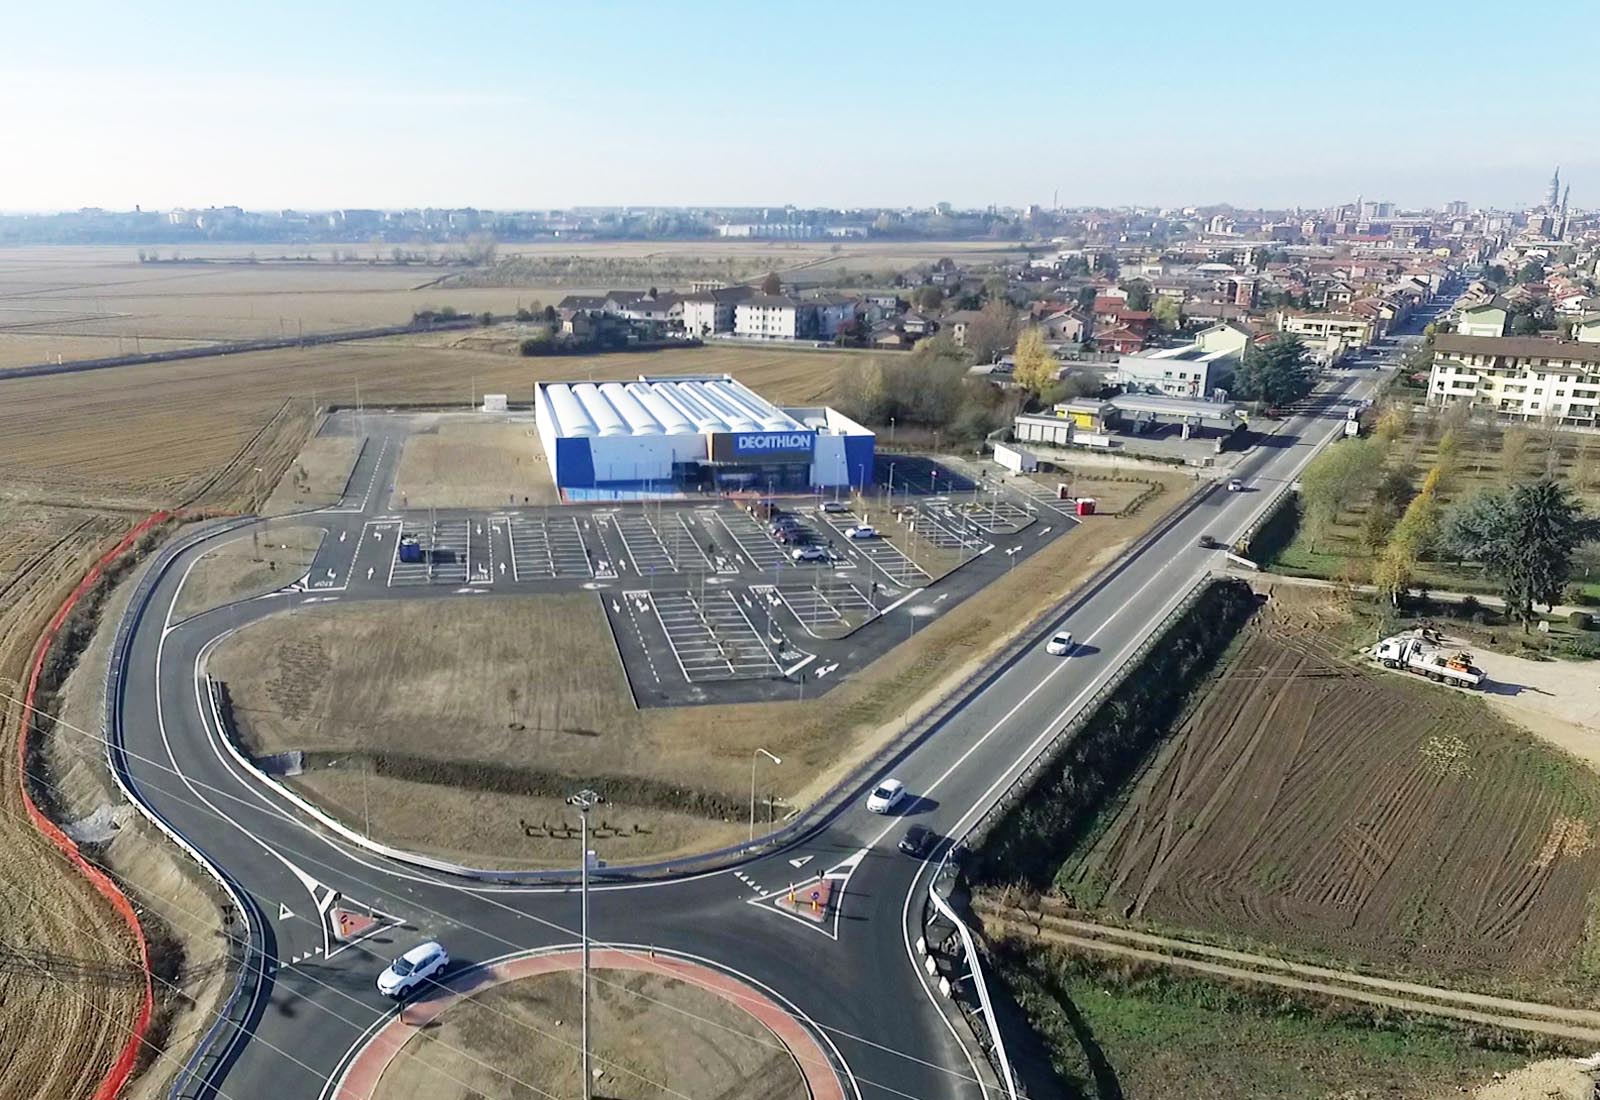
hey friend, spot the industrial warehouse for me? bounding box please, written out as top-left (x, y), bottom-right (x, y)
top-left (534, 374), bottom-right (876, 500)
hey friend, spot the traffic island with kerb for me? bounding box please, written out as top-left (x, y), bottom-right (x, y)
top-left (334, 947), bottom-right (848, 1100)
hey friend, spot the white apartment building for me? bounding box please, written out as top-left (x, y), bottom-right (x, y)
top-left (733, 295), bottom-right (856, 341)
top-left (681, 286), bottom-right (751, 337)
top-left (735, 295), bottom-right (814, 340)
top-left (1428, 334), bottom-right (1600, 425)
top-left (1277, 311), bottom-right (1376, 362)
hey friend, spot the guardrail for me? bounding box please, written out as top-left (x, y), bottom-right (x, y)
top-left (923, 865), bottom-right (1018, 1100)
top-left (102, 514), bottom-right (264, 1100)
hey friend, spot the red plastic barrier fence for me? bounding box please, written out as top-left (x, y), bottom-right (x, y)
top-left (16, 511), bottom-right (171, 1100)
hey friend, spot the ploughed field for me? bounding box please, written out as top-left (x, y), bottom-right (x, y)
top-left (1063, 592), bottom-right (1600, 998)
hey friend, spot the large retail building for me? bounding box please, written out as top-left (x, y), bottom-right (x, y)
top-left (534, 374), bottom-right (875, 499)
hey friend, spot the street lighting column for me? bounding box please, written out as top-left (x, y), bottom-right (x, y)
top-left (750, 749), bottom-right (781, 841)
top-left (567, 788), bottom-right (602, 1100)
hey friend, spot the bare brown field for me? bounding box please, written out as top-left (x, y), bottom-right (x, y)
top-left (0, 240), bottom-right (1015, 370)
top-left (1062, 587), bottom-right (1600, 1000)
top-left (212, 472), bottom-right (1194, 864)
top-left (0, 501), bottom-right (147, 1100)
top-left (0, 342), bottom-right (861, 509)
top-left (372, 968), bottom-right (806, 1100)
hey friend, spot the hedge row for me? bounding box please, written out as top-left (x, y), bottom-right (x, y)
top-left (971, 579), bottom-right (1259, 890)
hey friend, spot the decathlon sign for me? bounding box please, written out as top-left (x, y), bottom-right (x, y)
top-left (709, 430), bottom-right (816, 462)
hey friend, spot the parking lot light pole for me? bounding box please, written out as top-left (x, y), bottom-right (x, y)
top-left (750, 749), bottom-right (781, 841)
top-left (567, 788), bottom-right (602, 1100)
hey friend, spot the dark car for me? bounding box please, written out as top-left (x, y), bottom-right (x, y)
top-left (1198, 534), bottom-right (1220, 549)
top-left (898, 825), bottom-right (935, 858)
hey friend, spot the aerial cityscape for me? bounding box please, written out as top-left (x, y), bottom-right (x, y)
top-left (4, 6), bottom-right (1600, 1100)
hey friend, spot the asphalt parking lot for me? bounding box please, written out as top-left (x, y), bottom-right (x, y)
top-left (284, 452), bottom-right (1081, 706)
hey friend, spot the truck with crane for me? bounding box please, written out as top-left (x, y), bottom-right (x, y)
top-left (1370, 629), bottom-right (1484, 688)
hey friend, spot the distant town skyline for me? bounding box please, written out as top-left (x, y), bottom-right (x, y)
top-left (3, 0), bottom-right (1592, 213)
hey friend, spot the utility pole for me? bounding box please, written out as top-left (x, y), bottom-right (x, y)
top-left (566, 788), bottom-right (602, 1100)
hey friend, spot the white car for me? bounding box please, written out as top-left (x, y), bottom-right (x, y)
top-left (1226, 478), bottom-right (1244, 492)
top-left (377, 941), bottom-right (449, 998)
top-left (866, 778), bottom-right (907, 814)
top-left (1045, 631), bottom-right (1074, 656)
top-left (791, 545), bottom-right (828, 562)
top-left (844, 524), bottom-right (878, 540)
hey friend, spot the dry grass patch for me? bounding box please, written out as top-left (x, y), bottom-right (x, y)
top-left (372, 968), bottom-right (806, 1100)
top-left (390, 417), bottom-right (558, 508)
top-left (170, 524), bottom-right (321, 621)
top-left (263, 432), bottom-right (360, 515)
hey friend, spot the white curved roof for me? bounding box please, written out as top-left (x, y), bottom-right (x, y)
top-left (540, 376), bottom-right (804, 438)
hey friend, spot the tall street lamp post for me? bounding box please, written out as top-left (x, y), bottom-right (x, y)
top-left (750, 749), bottom-right (781, 841)
top-left (567, 788), bottom-right (603, 1100)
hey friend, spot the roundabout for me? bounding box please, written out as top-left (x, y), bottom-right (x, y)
top-left (332, 947), bottom-right (842, 1100)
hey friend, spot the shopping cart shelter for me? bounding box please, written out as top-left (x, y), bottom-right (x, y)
top-left (534, 374), bottom-right (875, 501)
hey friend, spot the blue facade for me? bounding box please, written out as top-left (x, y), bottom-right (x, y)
top-left (843, 433), bottom-right (876, 490)
top-left (553, 436), bottom-right (595, 488)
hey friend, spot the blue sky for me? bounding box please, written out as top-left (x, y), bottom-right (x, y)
top-left (2, 0), bottom-right (1592, 212)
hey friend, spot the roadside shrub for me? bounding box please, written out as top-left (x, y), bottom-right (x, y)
top-left (1569, 611), bottom-right (1594, 631)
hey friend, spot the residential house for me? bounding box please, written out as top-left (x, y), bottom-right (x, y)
top-left (1427, 333), bottom-right (1600, 425)
top-left (814, 295), bottom-right (859, 340)
top-left (1457, 300), bottom-right (1511, 337)
top-left (623, 292), bottom-right (683, 326)
top-left (942, 309), bottom-right (986, 350)
top-left (1036, 308), bottom-right (1087, 344)
top-left (556, 294), bottom-right (608, 314)
top-left (1092, 324), bottom-right (1149, 355)
top-left (900, 311), bottom-right (935, 337)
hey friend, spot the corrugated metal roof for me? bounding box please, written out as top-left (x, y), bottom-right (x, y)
top-left (540, 375), bottom-right (805, 438)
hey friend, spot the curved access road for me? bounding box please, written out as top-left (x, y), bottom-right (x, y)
top-left (109, 364), bottom-right (1388, 1100)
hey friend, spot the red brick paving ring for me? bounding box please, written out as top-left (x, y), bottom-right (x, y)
top-left (330, 945), bottom-right (851, 1100)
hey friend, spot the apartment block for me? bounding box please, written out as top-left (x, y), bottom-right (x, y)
top-left (1427, 334), bottom-right (1600, 425)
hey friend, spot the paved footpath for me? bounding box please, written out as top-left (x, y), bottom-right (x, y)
top-left (333, 947), bottom-right (846, 1100)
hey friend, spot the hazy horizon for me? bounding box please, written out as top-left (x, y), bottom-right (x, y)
top-left (3, 0), bottom-right (1592, 213)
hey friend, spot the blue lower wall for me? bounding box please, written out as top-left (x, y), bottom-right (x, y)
top-left (553, 437), bottom-right (595, 488)
top-left (843, 434), bottom-right (876, 489)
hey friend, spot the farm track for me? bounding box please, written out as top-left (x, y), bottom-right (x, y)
top-left (979, 903), bottom-right (1600, 1043)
